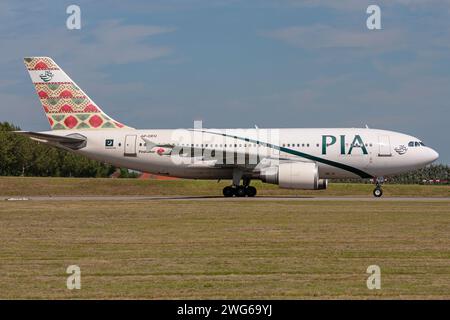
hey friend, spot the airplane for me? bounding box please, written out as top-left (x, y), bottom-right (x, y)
top-left (16, 57), bottom-right (439, 198)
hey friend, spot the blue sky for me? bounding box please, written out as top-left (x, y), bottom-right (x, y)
top-left (0, 0), bottom-right (449, 163)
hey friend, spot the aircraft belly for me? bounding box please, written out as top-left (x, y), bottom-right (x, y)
top-left (317, 163), bottom-right (361, 179)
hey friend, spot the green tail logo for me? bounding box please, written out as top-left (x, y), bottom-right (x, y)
top-left (39, 70), bottom-right (54, 82)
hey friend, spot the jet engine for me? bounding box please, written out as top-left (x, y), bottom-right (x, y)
top-left (259, 162), bottom-right (328, 190)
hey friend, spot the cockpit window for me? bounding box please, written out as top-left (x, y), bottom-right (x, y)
top-left (420, 142), bottom-right (425, 146)
top-left (408, 141), bottom-right (415, 147)
top-left (415, 142), bottom-right (421, 147)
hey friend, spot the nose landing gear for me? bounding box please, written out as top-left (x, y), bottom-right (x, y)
top-left (373, 177), bottom-right (384, 198)
top-left (373, 186), bottom-right (383, 197)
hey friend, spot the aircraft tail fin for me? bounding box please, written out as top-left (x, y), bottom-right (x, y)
top-left (24, 57), bottom-right (132, 130)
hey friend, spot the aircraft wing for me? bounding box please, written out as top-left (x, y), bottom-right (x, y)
top-left (141, 136), bottom-right (289, 171)
top-left (141, 137), bottom-right (174, 149)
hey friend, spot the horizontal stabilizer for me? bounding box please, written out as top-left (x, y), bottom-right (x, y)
top-left (15, 131), bottom-right (87, 149)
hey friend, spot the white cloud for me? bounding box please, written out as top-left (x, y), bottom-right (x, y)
top-left (0, 10), bottom-right (177, 130)
top-left (0, 19), bottom-right (175, 67)
top-left (283, 0), bottom-right (450, 11)
top-left (264, 25), bottom-right (405, 51)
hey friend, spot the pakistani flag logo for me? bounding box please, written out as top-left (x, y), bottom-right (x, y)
top-left (105, 139), bottom-right (114, 147)
top-left (39, 70), bottom-right (54, 82)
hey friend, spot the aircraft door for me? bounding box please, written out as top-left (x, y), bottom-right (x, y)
top-left (124, 135), bottom-right (137, 157)
top-left (378, 135), bottom-right (392, 157)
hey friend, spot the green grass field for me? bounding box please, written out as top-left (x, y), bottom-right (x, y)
top-left (0, 176), bottom-right (449, 197)
top-left (1, 199), bottom-right (450, 299)
top-left (0, 177), bottom-right (449, 299)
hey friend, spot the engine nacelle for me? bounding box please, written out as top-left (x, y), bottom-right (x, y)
top-left (259, 162), bottom-right (328, 190)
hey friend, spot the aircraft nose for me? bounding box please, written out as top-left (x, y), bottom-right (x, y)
top-left (427, 148), bottom-right (439, 163)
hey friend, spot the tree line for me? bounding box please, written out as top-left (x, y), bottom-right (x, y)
top-left (0, 122), bottom-right (118, 177)
top-left (0, 121), bottom-right (448, 183)
top-left (388, 163), bottom-right (449, 184)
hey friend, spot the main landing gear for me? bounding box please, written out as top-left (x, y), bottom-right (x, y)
top-left (373, 177), bottom-right (384, 198)
top-left (222, 171), bottom-right (257, 197)
top-left (222, 185), bottom-right (257, 197)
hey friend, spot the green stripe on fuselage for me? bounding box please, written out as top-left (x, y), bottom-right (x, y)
top-left (191, 130), bottom-right (373, 179)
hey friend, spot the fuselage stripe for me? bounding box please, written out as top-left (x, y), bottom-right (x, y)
top-left (191, 129), bottom-right (373, 179)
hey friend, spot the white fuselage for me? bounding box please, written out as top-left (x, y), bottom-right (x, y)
top-left (46, 127), bottom-right (439, 180)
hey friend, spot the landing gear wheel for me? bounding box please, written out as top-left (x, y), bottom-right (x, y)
top-left (235, 186), bottom-right (247, 197)
top-left (223, 186), bottom-right (234, 197)
top-left (373, 187), bottom-right (383, 198)
top-left (246, 186), bottom-right (257, 197)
